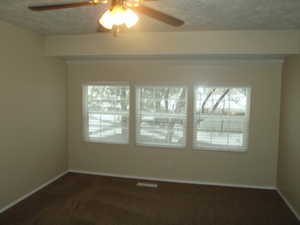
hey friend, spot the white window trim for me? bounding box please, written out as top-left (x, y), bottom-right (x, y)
top-left (135, 85), bottom-right (188, 149)
top-left (82, 82), bottom-right (130, 144)
top-left (192, 85), bottom-right (252, 152)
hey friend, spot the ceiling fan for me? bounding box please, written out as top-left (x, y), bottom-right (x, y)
top-left (28, 0), bottom-right (185, 36)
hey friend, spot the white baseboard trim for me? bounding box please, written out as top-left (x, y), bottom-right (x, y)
top-left (69, 169), bottom-right (276, 190)
top-left (0, 171), bottom-right (68, 214)
top-left (277, 189), bottom-right (300, 221)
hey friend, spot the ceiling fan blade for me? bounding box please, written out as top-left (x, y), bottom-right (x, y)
top-left (29, 1), bottom-right (107, 11)
top-left (131, 5), bottom-right (184, 27)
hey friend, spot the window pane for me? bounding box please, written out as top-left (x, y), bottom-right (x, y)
top-left (195, 87), bottom-right (247, 115)
top-left (136, 86), bottom-right (187, 148)
top-left (84, 85), bottom-right (129, 144)
top-left (193, 87), bottom-right (250, 151)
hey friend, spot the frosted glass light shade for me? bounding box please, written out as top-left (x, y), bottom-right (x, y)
top-left (99, 6), bottom-right (139, 30)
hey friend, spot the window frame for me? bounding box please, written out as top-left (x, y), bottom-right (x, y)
top-left (192, 85), bottom-right (252, 152)
top-left (135, 85), bottom-right (188, 149)
top-left (82, 82), bottom-right (130, 144)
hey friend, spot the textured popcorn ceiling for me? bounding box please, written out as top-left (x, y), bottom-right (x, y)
top-left (0, 0), bottom-right (300, 35)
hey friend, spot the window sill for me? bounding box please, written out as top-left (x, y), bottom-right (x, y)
top-left (193, 146), bottom-right (248, 153)
top-left (84, 138), bottom-right (129, 145)
top-left (136, 143), bottom-right (186, 150)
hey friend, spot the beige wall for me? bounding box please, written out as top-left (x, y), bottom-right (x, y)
top-left (278, 56), bottom-right (300, 217)
top-left (68, 60), bottom-right (282, 187)
top-left (0, 21), bottom-right (67, 210)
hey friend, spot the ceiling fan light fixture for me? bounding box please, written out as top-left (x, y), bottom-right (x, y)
top-left (99, 5), bottom-right (139, 30)
top-left (125, 0), bottom-right (142, 7)
top-left (124, 8), bottom-right (139, 27)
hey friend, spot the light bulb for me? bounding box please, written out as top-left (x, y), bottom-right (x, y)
top-left (124, 8), bottom-right (139, 28)
top-left (99, 6), bottom-right (139, 30)
top-left (99, 9), bottom-right (114, 29)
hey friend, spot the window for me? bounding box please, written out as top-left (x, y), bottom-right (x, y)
top-left (193, 86), bottom-right (250, 151)
top-left (83, 84), bottom-right (129, 144)
top-left (136, 86), bottom-right (187, 148)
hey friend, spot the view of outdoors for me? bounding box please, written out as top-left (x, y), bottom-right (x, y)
top-left (85, 85), bottom-right (249, 149)
top-left (194, 87), bottom-right (249, 149)
top-left (136, 86), bottom-right (187, 147)
top-left (86, 85), bottom-right (129, 143)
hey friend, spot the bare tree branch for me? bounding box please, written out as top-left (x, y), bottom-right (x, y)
top-left (167, 88), bottom-right (185, 143)
top-left (201, 88), bottom-right (216, 113)
top-left (164, 88), bottom-right (170, 112)
top-left (211, 89), bottom-right (230, 112)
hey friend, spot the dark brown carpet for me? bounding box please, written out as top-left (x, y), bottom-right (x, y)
top-left (0, 172), bottom-right (299, 225)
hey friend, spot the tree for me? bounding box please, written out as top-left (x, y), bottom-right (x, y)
top-left (120, 87), bottom-right (128, 134)
top-left (211, 89), bottom-right (230, 113)
top-left (166, 88), bottom-right (186, 143)
top-left (201, 88), bottom-right (216, 113)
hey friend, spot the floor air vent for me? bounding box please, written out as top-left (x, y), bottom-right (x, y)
top-left (136, 182), bottom-right (158, 188)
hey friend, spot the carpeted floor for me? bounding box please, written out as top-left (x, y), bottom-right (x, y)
top-left (0, 172), bottom-right (299, 225)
